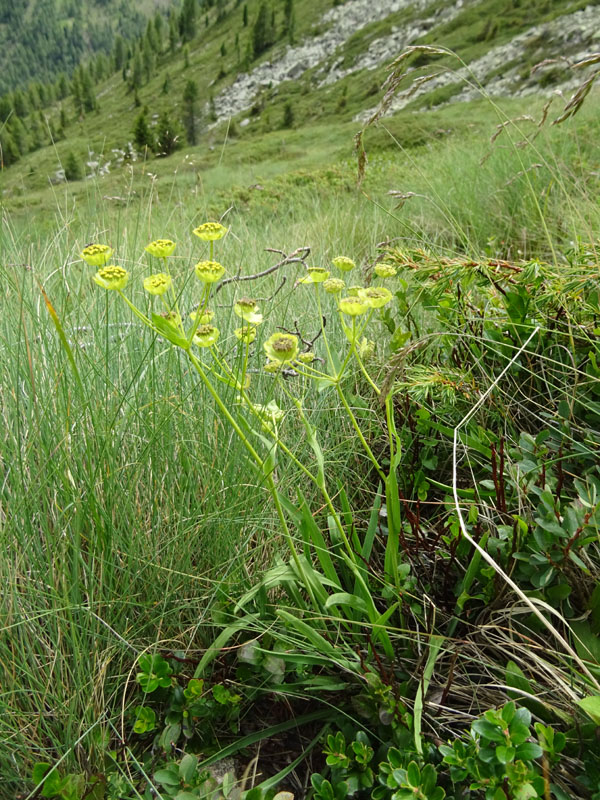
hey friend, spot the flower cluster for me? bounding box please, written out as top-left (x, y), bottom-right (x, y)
top-left (193, 222), bottom-right (227, 241)
top-left (145, 239), bottom-right (176, 259)
top-left (81, 244), bottom-right (113, 267)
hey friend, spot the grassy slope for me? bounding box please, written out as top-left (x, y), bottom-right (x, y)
top-left (1, 0), bottom-right (600, 789)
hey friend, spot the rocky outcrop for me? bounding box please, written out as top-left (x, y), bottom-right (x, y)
top-left (210, 0), bottom-right (443, 123)
top-left (355, 5), bottom-right (600, 121)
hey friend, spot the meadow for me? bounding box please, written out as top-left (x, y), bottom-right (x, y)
top-left (1, 83), bottom-right (600, 800)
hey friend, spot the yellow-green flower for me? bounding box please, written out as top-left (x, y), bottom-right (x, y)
top-left (143, 273), bottom-right (172, 295)
top-left (189, 308), bottom-right (214, 324)
top-left (264, 360), bottom-right (282, 373)
top-left (374, 263), bottom-right (397, 278)
top-left (348, 285), bottom-right (363, 297)
top-left (194, 260), bottom-right (225, 283)
top-left (358, 338), bottom-right (375, 358)
top-left (323, 277), bottom-right (345, 294)
top-left (234, 298), bottom-right (263, 325)
top-left (234, 326), bottom-right (257, 343)
top-left (161, 310), bottom-right (182, 328)
top-left (81, 244), bottom-right (113, 267)
top-left (339, 297), bottom-right (368, 316)
top-left (358, 287), bottom-right (393, 308)
top-left (193, 324), bottom-right (220, 347)
top-left (145, 239), bottom-right (176, 258)
top-left (332, 256), bottom-right (355, 272)
top-left (299, 267), bottom-right (330, 284)
top-left (93, 265), bottom-right (129, 290)
top-left (297, 351), bottom-right (315, 364)
top-left (264, 332), bottom-right (299, 363)
top-left (192, 222), bottom-right (228, 241)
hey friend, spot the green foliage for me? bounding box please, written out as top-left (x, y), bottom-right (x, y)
top-left (63, 150), bottom-right (83, 181)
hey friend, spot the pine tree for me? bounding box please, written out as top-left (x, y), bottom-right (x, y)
top-left (0, 131), bottom-right (20, 166)
top-left (242, 3), bottom-right (248, 26)
top-left (283, 0), bottom-right (295, 43)
top-left (282, 101), bottom-right (294, 128)
top-left (252, 3), bottom-right (274, 58)
top-left (182, 79), bottom-right (199, 145)
top-left (64, 150), bottom-right (84, 181)
top-left (113, 36), bottom-right (126, 70)
top-left (169, 14), bottom-right (179, 53)
top-left (131, 52), bottom-right (143, 91)
top-left (179, 0), bottom-right (197, 42)
top-left (143, 37), bottom-right (156, 82)
top-left (155, 111), bottom-right (183, 156)
top-left (133, 109), bottom-right (155, 152)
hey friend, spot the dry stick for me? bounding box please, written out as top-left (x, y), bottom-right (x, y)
top-left (215, 246), bottom-right (311, 294)
top-left (451, 325), bottom-right (600, 691)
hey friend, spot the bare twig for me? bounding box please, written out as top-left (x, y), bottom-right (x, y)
top-left (215, 246), bottom-right (310, 293)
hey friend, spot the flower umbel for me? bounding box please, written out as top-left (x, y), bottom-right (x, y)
top-left (348, 285), bottom-right (363, 297)
top-left (81, 244), bottom-right (113, 267)
top-left (358, 287), bottom-right (393, 308)
top-left (193, 222), bottom-right (228, 241)
top-left (323, 277), bottom-right (345, 294)
top-left (234, 298), bottom-right (263, 325)
top-left (193, 325), bottom-right (220, 347)
top-left (194, 260), bottom-right (225, 283)
top-left (332, 256), bottom-right (355, 272)
top-left (93, 265), bottom-right (129, 291)
top-left (190, 308), bottom-right (214, 324)
top-left (339, 297), bottom-right (368, 316)
top-left (235, 326), bottom-right (257, 344)
top-left (264, 333), bottom-right (299, 363)
top-left (299, 267), bottom-right (330, 284)
top-left (374, 263), bottom-right (397, 278)
top-left (143, 273), bottom-right (172, 295)
top-left (145, 239), bottom-right (176, 258)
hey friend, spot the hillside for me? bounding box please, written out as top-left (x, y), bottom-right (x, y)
top-left (1, 0), bottom-right (599, 211)
top-left (0, 0), bottom-right (173, 94)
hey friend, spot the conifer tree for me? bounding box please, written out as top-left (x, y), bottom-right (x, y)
top-left (182, 79), bottom-right (199, 145)
top-left (179, 0), bottom-right (197, 42)
top-left (252, 3), bottom-right (274, 58)
top-left (155, 111), bottom-right (183, 156)
top-left (64, 150), bottom-right (84, 181)
top-left (242, 3), bottom-right (248, 26)
top-left (133, 109), bottom-right (155, 152)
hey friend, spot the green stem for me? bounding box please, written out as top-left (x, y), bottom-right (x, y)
top-left (315, 283), bottom-right (335, 372)
top-left (336, 383), bottom-right (386, 482)
top-left (185, 348), bottom-right (315, 604)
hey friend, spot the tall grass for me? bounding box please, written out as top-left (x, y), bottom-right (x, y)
top-left (1, 85), bottom-right (599, 791)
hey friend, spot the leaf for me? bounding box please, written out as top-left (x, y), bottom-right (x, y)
top-left (179, 753), bottom-right (198, 784)
top-left (577, 695), bottom-right (600, 725)
top-left (571, 621), bottom-right (600, 665)
top-left (154, 768), bottom-right (181, 786)
top-left (32, 763), bottom-right (52, 785)
top-left (151, 313), bottom-right (189, 348)
top-left (324, 593), bottom-right (368, 615)
top-left (515, 742), bottom-right (543, 761)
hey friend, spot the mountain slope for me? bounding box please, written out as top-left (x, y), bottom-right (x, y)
top-left (1, 0), bottom-right (599, 209)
